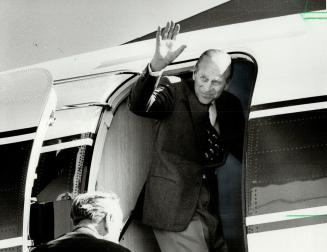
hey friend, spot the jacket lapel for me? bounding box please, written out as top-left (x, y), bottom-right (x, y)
top-left (184, 80), bottom-right (208, 155)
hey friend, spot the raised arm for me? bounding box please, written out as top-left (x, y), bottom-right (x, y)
top-left (150, 21), bottom-right (187, 71)
top-left (129, 21), bottom-right (186, 118)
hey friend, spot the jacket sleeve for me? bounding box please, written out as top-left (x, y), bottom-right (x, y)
top-left (128, 66), bottom-right (176, 119)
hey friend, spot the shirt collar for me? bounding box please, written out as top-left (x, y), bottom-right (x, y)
top-left (73, 225), bottom-right (100, 238)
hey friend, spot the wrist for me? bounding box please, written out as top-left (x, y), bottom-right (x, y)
top-left (147, 63), bottom-right (163, 77)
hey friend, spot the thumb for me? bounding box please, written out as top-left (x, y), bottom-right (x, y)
top-left (175, 44), bottom-right (187, 57)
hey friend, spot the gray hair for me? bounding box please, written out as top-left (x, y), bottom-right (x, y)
top-left (194, 49), bottom-right (232, 81)
top-left (70, 191), bottom-right (120, 226)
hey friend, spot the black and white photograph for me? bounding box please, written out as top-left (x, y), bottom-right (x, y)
top-left (0, 0), bottom-right (326, 251)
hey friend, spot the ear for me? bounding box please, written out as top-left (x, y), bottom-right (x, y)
top-left (103, 216), bottom-right (109, 233)
top-left (95, 217), bottom-right (108, 237)
top-left (224, 82), bottom-right (230, 91)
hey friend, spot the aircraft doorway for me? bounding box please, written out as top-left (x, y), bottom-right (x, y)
top-left (96, 52), bottom-right (258, 252)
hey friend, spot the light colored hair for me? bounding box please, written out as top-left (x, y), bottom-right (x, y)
top-left (195, 49), bottom-right (232, 81)
top-left (70, 191), bottom-right (120, 226)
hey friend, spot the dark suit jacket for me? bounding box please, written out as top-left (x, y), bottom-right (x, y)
top-left (31, 228), bottom-right (130, 252)
top-left (129, 67), bottom-right (244, 231)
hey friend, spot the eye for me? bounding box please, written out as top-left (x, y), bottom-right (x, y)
top-left (200, 75), bottom-right (209, 82)
top-left (211, 80), bottom-right (225, 86)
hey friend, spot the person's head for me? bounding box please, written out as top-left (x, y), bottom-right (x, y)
top-left (193, 49), bottom-right (232, 104)
top-left (70, 191), bottom-right (123, 243)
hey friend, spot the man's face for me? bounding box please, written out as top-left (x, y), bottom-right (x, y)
top-left (193, 56), bottom-right (230, 104)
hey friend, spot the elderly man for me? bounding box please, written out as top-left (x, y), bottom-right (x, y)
top-left (129, 21), bottom-right (244, 252)
top-left (31, 192), bottom-right (131, 252)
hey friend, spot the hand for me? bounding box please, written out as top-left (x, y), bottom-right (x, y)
top-left (150, 21), bottom-right (187, 72)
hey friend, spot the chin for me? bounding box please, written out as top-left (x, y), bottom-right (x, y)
top-left (198, 97), bottom-right (213, 104)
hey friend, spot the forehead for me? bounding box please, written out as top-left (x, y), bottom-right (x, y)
top-left (197, 57), bottom-right (228, 77)
top-left (196, 66), bottom-right (226, 82)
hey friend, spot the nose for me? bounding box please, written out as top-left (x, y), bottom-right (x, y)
top-left (202, 82), bottom-right (213, 92)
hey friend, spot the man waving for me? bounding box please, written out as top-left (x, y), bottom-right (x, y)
top-left (129, 21), bottom-right (244, 252)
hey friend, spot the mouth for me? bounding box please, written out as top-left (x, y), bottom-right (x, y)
top-left (200, 93), bottom-right (214, 99)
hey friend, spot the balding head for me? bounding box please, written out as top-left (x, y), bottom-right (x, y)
top-left (193, 49), bottom-right (232, 104)
top-left (195, 49), bottom-right (232, 79)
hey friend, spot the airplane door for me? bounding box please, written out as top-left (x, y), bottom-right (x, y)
top-left (245, 100), bottom-right (327, 251)
top-left (0, 69), bottom-right (56, 252)
top-left (94, 78), bottom-right (161, 252)
top-left (29, 72), bottom-right (137, 246)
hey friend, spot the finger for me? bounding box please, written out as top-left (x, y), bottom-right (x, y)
top-left (161, 23), bottom-right (167, 39)
top-left (162, 21), bottom-right (170, 39)
top-left (167, 21), bottom-right (175, 39)
top-left (156, 26), bottom-right (161, 45)
top-left (172, 24), bottom-right (180, 40)
top-left (175, 44), bottom-right (187, 57)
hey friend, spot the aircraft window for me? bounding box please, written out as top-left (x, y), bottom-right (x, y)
top-left (0, 141), bottom-right (32, 240)
top-left (54, 73), bottom-right (134, 109)
top-left (97, 53), bottom-right (257, 252)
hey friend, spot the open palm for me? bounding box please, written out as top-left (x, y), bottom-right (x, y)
top-left (150, 21), bottom-right (187, 72)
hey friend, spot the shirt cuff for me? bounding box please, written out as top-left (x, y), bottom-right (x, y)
top-left (148, 63), bottom-right (163, 77)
